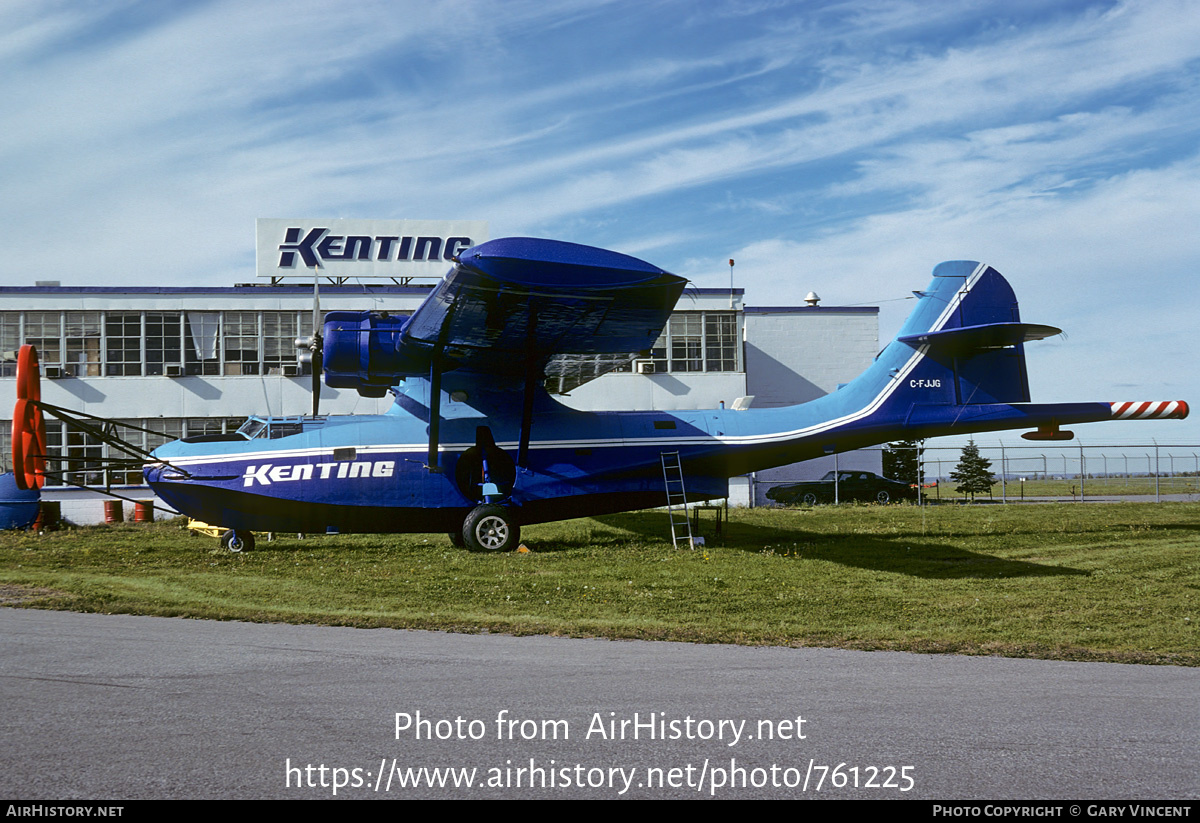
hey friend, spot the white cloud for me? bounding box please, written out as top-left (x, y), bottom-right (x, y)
top-left (0, 0), bottom-right (1195, 442)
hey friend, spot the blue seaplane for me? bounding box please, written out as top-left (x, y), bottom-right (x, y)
top-left (14, 238), bottom-right (1186, 551)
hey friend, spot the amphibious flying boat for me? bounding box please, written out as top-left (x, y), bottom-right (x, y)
top-left (11, 238), bottom-right (1188, 551)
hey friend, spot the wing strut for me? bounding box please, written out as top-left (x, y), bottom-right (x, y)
top-left (517, 360), bottom-right (536, 469)
top-left (427, 352), bottom-right (443, 473)
top-left (517, 307), bottom-right (539, 469)
top-left (424, 299), bottom-right (463, 474)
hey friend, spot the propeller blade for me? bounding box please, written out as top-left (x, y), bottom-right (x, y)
top-left (311, 348), bottom-right (322, 417)
top-left (312, 265), bottom-right (321, 345)
top-left (311, 266), bottom-right (322, 417)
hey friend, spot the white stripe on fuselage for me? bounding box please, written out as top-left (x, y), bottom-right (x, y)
top-left (157, 265), bottom-right (986, 470)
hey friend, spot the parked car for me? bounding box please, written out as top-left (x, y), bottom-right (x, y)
top-left (766, 471), bottom-right (917, 505)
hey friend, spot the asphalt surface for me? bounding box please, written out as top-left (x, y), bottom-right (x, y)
top-left (1, 608), bottom-right (1196, 800)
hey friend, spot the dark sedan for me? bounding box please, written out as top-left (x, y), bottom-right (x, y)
top-left (766, 471), bottom-right (916, 505)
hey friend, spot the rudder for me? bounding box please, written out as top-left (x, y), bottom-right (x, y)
top-left (888, 262), bottom-right (1059, 407)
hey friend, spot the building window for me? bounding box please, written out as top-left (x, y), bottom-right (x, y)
top-left (263, 312), bottom-right (301, 373)
top-left (105, 313), bottom-right (142, 376)
top-left (144, 313), bottom-right (183, 376)
top-left (668, 314), bottom-right (703, 372)
top-left (65, 312), bottom-right (102, 377)
top-left (184, 418), bottom-right (223, 437)
top-left (223, 312), bottom-right (260, 375)
top-left (704, 313), bottom-right (738, 372)
top-left (184, 313), bottom-right (221, 376)
top-left (144, 419), bottom-right (184, 459)
top-left (61, 424), bottom-right (105, 487)
top-left (0, 308), bottom-right (397, 380)
top-left (650, 311), bottom-right (741, 374)
top-left (183, 418), bottom-right (244, 437)
top-left (24, 312), bottom-right (63, 368)
top-left (0, 313), bottom-right (20, 377)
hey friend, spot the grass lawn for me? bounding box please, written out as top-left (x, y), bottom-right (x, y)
top-left (1, 502), bottom-right (1196, 665)
top-left (923, 475), bottom-right (1198, 500)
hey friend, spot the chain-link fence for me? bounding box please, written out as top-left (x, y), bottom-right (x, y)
top-left (752, 442), bottom-right (1200, 504)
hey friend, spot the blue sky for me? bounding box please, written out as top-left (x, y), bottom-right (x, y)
top-left (2, 0), bottom-right (1197, 448)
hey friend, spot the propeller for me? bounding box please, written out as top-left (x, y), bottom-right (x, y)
top-left (311, 265), bottom-right (323, 416)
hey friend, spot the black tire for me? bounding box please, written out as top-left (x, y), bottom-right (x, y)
top-left (448, 531), bottom-right (466, 548)
top-left (875, 490), bottom-right (890, 503)
top-left (462, 505), bottom-right (519, 552)
top-left (220, 529), bottom-right (255, 553)
top-left (801, 492), bottom-right (819, 506)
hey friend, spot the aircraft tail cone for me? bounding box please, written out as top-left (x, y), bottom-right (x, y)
top-left (1109, 401), bottom-right (1189, 420)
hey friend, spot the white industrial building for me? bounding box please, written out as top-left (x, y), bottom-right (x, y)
top-left (0, 220), bottom-right (881, 523)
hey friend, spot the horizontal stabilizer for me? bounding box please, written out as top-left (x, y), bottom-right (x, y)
top-left (898, 322), bottom-right (1061, 352)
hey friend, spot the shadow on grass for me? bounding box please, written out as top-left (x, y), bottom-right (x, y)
top-left (146, 512), bottom-right (1093, 580)
top-left (589, 512), bottom-right (1089, 580)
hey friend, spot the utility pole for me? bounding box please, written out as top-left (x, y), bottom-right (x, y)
top-left (728, 259), bottom-right (735, 310)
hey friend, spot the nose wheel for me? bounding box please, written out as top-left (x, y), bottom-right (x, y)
top-left (220, 529), bottom-right (256, 553)
top-left (462, 504), bottom-right (519, 552)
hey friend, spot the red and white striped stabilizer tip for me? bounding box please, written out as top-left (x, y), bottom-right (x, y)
top-left (1110, 401), bottom-right (1189, 420)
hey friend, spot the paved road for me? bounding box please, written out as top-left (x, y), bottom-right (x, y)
top-left (1, 609), bottom-right (1195, 800)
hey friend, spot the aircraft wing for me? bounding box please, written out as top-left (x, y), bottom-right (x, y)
top-left (323, 238), bottom-right (687, 395)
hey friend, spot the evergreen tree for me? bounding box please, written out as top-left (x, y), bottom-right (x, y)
top-left (883, 439), bottom-right (922, 486)
top-left (949, 439), bottom-right (995, 500)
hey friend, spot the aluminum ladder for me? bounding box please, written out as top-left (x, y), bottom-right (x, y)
top-left (660, 451), bottom-right (694, 549)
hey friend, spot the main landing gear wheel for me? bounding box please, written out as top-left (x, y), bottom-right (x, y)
top-left (462, 505), bottom-right (519, 553)
top-left (220, 529), bottom-right (255, 553)
top-left (448, 531), bottom-right (466, 548)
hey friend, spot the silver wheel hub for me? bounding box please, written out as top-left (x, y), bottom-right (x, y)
top-left (476, 516), bottom-right (508, 550)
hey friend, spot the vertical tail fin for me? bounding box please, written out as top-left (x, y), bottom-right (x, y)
top-left (887, 261), bottom-right (1060, 407)
top-left (845, 261), bottom-right (1187, 440)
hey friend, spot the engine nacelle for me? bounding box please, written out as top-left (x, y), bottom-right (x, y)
top-left (322, 311), bottom-right (423, 397)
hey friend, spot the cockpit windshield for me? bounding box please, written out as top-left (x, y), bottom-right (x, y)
top-left (237, 418), bottom-right (268, 440)
top-left (235, 416), bottom-right (316, 440)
